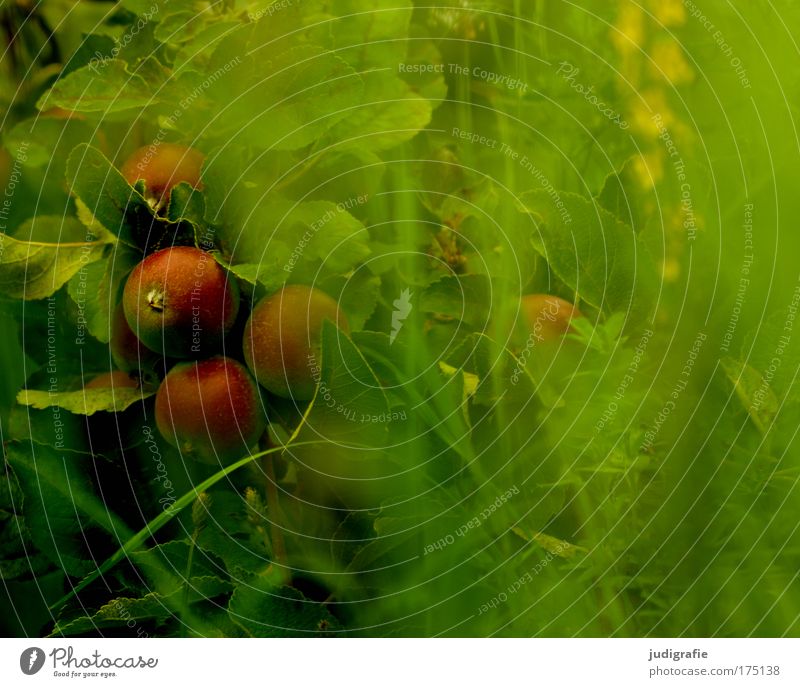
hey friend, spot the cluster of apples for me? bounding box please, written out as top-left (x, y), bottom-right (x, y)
top-left (99, 144), bottom-right (348, 462)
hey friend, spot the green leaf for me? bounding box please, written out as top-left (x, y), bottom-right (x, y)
top-left (166, 182), bottom-right (206, 228)
top-left (5, 116), bottom-right (99, 169)
top-left (302, 320), bottom-right (390, 446)
top-left (325, 73), bottom-right (432, 152)
top-left (720, 356), bottom-right (778, 434)
top-left (17, 385), bottom-right (155, 416)
top-left (346, 497), bottom-right (456, 573)
top-left (444, 332), bottom-right (539, 407)
top-left (48, 441), bottom-right (324, 614)
top-left (50, 594), bottom-right (172, 636)
top-left (331, 0), bottom-right (412, 69)
top-left (37, 60), bottom-right (154, 114)
top-left (285, 323), bottom-right (394, 505)
top-left (215, 45), bottom-right (364, 151)
top-left (519, 190), bottom-right (658, 323)
top-left (129, 540), bottom-right (232, 596)
top-left (67, 260), bottom-right (110, 343)
top-left (321, 269), bottom-right (381, 332)
top-left (67, 248), bottom-right (138, 344)
top-left (228, 579), bottom-right (338, 637)
top-left (174, 21), bottom-right (242, 74)
top-left (6, 405), bottom-right (87, 455)
top-left (50, 577), bottom-right (231, 637)
top-left (195, 491), bottom-right (272, 577)
top-left (420, 274), bottom-right (493, 329)
top-left (0, 222), bottom-right (113, 301)
top-left (154, 11), bottom-right (207, 45)
top-left (6, 442), bottom-right (133, 577)
top-left (283, 200), bottom-right (371, 273)
top-left (596, 157), bottom-right (654, 232)
top-left (66, 144), bottom-right (143, 237)
top-left (224, 258), bottom-right (292, 293)
top-left (227, 198), bottom-right (370, 279)
top-left (403, 39), bottom-right (448, 106)
top-left (66, 144), bottom-right (176, 249)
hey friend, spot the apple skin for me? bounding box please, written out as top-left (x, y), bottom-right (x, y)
top-left (0, 148), bottom-right (11, 190)
top-left (155, 356), bottom-right (266, 462)
top-left (123, 246), bottom-right (240, 359)
top-left (110, 303), bottom-right (162, 379)
top-left (243, 285), bottom-right (349, 400)
top-left (519, 294), bottom-right (583, 343)
top-left (120, 143), bottom-right (204, 205)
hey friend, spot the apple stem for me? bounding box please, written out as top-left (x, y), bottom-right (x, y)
top-left (146, 288), bottom-right (165, 312)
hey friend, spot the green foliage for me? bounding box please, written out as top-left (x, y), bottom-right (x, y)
top-left (1, 0), bottom-right (799, 640)
top-left (0, 219), bottom-right (113, 300)
top-left (38, 60), bottom-right (153, 114)
top-left (229, 579), bottom-right (338, 637)
top-left (6, 442), bottom-right (132, 577)
top-left (16, 385), bottom-right (154, 416)
top-left (520, 190), bottom-right (658, 324)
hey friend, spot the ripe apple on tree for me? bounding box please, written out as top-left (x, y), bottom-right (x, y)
top-left (123, 246), bottom-right (240, 359)
top-left (243, 285), bottom-right (349, 401)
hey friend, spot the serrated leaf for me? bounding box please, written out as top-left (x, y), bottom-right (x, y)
top-left (326, 73), bottom-right (432, 152)
top-left (321, 270), bottom-right (381, 332)
top-left (519, 189), bottom-right (657, 323)
top-left (216, 45), bottom-right (364, 151)
top-left (225, 260), bottom-right (291, 293)
top-left (50, 576), bottom-right (231, 637)
top-left (154, 11), bottom-right (207, 45)
top-left (174, 21), bottom-right (242, 74)
top-left (229, 579), bottom-right (338, 637)
top-left (331, 0), bottom-right (412, 69)
top-left (166, 182), bottom-right (206, 227)
top-left (0, 222), bottom-right (113, 301)
top-left (50, 594), bottom-right (172, 636)
top-left (37, 60), bottom-right (154, 114)
top-left (228, 198), bottom-right (369, 281)
top-left (420, 274), bottom-right (493, 329)
top-left (302, 320), bottom-right (390, 446)
top-left (66, 144), bottom-right (146, 237)
top-left (129, 540), bottom-right (232, 596)
top-left (195, 491), bottom-right (272, 577)
top-left (292, 201), bottom-right (370, 272)
top-left (66, 144), bottom-right (180, 249)
top-left (17, 385), bottom-right (154, 416)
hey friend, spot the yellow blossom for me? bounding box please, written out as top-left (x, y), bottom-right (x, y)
top-left (650, 0), bottom-right (686, 27)
top-left (649, 39), bottom-right (694, 85)
top-left (632, 151), bottom-right (664, 189)
top-left (611, 4), bottom-right (645, 54)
